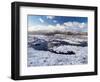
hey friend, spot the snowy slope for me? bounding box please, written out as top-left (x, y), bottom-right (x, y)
top-left (27, 34), bottom-right (88, 67)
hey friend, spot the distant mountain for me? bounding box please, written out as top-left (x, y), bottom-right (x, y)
top-left (28, 29), bottom-right (87, 36)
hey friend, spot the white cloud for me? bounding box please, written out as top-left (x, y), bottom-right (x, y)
top-left (64, 22), bottom-right (87, 29)
top-left (28, 22), bottom-right (87, 32)
top-left (79, 22), bottom-right (87, 28)
top-left (46, 16), bottom-right (55, 19)
top-left (28, 25), bottom-right (47, 32)
top-left (64, 22), bottom-right (73, 27)
top-left (28, 24), bottom-right (65, 32)
top-left (39, 18), bottom-right (44, 23)
top-left (53, 20), bottom-right (57, 23)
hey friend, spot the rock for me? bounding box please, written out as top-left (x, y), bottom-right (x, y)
top-left (67, 51), bottom-right (75, 54)
top-left (30, 39), bottom-right (48, 51)
top-left (49, 49), bottom-right (75, 55)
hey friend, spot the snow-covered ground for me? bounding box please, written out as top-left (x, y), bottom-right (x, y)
top-left (27, 34), bottom-right (88, 67)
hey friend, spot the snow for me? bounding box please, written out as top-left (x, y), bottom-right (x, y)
top-left (27, 34), bottom-right (88, 67)
top-left (27, 46), bottom-right (87, 66)
top-left (52, 45), bottom-right (77, 53)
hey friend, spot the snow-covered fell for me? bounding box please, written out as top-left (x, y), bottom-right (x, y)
top-left (27, 34), bottom-right (88, 66)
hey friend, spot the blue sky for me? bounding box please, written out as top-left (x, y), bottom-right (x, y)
top-left (28, 15), bottom-right (88, 32)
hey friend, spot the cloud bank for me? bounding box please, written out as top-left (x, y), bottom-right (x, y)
top-left (28, 21), bottom-right (87, 32)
